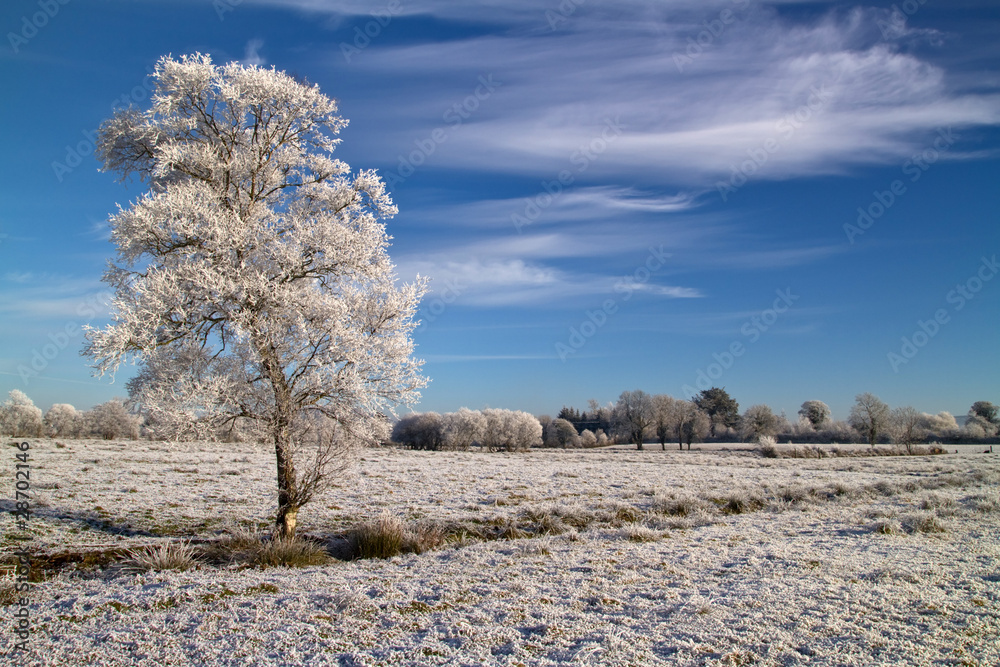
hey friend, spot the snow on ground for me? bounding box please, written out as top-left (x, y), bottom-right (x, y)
top-left (2, 439), bottom-right (999, 666)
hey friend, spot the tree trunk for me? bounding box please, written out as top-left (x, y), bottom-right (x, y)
top-left (274, 419), bottom-right (299, 540)
top-left (262, 348), bottom-right (299, 540)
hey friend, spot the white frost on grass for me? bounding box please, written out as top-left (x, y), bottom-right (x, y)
top-left (1, 439), bottom-right (998, 665)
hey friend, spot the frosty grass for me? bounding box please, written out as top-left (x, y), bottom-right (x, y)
top-left (2, 439), bottom-right (998, 666)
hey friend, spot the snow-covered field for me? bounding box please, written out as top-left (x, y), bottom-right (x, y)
top-left (2, 438), bottom-right (999, 666)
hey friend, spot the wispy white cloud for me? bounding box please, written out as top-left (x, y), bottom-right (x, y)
top-left (423, 354), bottom-right (553, 363)
top-left (242, 39), bottom-right (267, 66)
top-left (319, 3), bottom-right (999, 186)
top-left (0, 273), bottom-right (109, 320)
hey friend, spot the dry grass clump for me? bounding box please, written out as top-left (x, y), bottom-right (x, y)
top-left (824, 481), bottom-right (856, 499)
top-left (351, 513), bottom-right (407, 559)
top-left (869, 480), bottom-right (902, 497)
top-left (623, 525), bottom-right (665, 542)
top-left (349, 513), bottom-right (449, 559)
top-left (872, 518), bottom-right (905, 535)
top-left (775, 485), bottom-right (812, 504)
top-left (124, 541), bottom-right (199, 572)
top-left (402, 520), bottom-right (448, 554)
top-left (719, 491), bottom-right (766, 515)
top-left (919, 493), bottom-right (956, 511)
top-left (520, 505), bottom-right (572, 535)
top-left (651, 494), bottom-right (706, 517)
top-left (520, 502), bottom-right (596, 531)
top-left (203, 524), bottom-right (329, 568)
top-left (252, 537), bottom-right (330, 568)
top-left (0, 571), bottom-right (19, 606)
top-left (901, 512), bottom-right (948, 534)
top-left (600, 501), bottom-right (643, 525)
top-left (966, 494), bottom-right (1000, 514)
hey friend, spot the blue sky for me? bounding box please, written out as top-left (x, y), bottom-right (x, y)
top-left (1, 0), bottom-right (998, 421)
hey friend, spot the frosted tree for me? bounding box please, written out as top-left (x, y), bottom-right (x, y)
top-left (651, 394), bottom-right (677, 450)
top-left (441, 408), bottom-right (486, 451)
top-left (0, 390), bottom-right (44, 437)
top-left (83, 399), bottom-right (143, 440)
top-left (613, 389), bottom-right (654, 450)
top-left (797, 400), bottom-right (831, 428)
top-left (547, 418), bottom-right (579, 448)
top-left (739, 404), bottom-right (780, 443)
top-left (481, 409), bottom-right (542, 452)
top-left (969, 401), bottom-right (998, 424)
top-left (84, 54), bottom-right (426, 538)
top-left (918, 411), bottom-right (958, 438)
top-left (44, 403), bottom-right (82, 438)
top-left (886, 406), bottom-right (922, 452)
top-left (392, 412), bottom-right (444, 450)
top-left (848, 393), bottom-right (890, 447)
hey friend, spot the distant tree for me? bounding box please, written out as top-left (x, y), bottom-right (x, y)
top-left (740, 404), bottom-right (780, 443)
top-left (969, 401), bottom-right (999, 424)
top-left (693, 387), bottom-right (739, 437)
top-left (84, 399), bottom-right (142, 440)
top-left (481, 409), bottom-right (542, 452)
top-left (44, 404), bottom-right (82, 438)
top-left (441, 408), bottom-right (486, 451)
top-left (392, 412), bottom-right (444, 450)
top-left (965, 414), bottom-right (998, 438)
top-left (682, 409), bottom-right (711, 448)
top-left (613, 390), bottom-right (654, 450)
top-left (886, 406), bottom-right (922, 453)
top-left (651, 394), bottom-right (678, 450)
top-left (579, 429), bottom-right (597, 448)
top-left (0, 390), bottom-right (44, 437)
top-left (848, 393), bottom-right (891, 447)
top-left (798, 400), bottom-right (831, 428)
top-left (917, 411), bottom-right (958, 438)
top-left (663, 399), bottom-right (708, 450)
top-left (587, 399), bottom-right (614, 434)
top-left (557, 406), bottom-right (581, 422)
top-left (549, 418), bottom-right (580, 448)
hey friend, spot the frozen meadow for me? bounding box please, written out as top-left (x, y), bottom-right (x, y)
top-left (2, 439), bottom-right (999, 666)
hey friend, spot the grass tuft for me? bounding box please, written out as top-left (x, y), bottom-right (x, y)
top-left (651, 494), bottom-right (703, 517)
top-left (720, 491), bottom-right (766, 515)
top-left (252, 537), bottom-right (330, 568)
top-left (901, 513), bottom-right (948, 534)
top-left (873, 519), bottom-right (905, 535)
top-left (124, 541), bottom-right (198, 572)
top-left (351, 512), bottom-right (407, 559)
